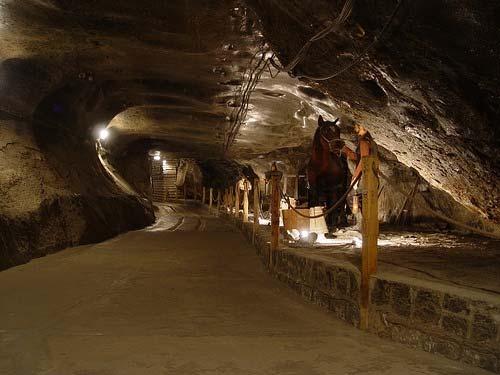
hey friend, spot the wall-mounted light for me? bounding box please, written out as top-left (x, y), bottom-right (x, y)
top-left (98, 128), bottom-right (109, 141)
top-left (153, 155), bottom-right (161, 161)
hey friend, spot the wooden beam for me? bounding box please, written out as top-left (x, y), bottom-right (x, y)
top-left (253, 177), bottom-right (259, 243)
top-left (360, 155), bottom-right (379, 330)
top-left (243, 181), bottom-right (249, 222)
top-left (202, 186), bottom-right (206, 205)
top-left (209, 188), bottom-right (213, 210)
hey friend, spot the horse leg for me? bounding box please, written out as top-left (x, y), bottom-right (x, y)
top-left (308, 184), bottom-right (319, 208)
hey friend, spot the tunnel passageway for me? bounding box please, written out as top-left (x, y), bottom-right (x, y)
top-left (0, 203), bottom-right (491, 375)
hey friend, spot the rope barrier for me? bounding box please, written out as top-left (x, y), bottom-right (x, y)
top-left (280, 173), bottom-right (361, 219)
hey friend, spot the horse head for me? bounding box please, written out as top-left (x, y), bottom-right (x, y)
top-left (317, 115), bottom-right (343, 153)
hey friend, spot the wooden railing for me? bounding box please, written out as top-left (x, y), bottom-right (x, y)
top-left (199, 155), bottom-right (379, 330)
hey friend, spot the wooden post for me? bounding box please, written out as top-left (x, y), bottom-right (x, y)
top-left (234, 181), bottom-right (240, 218)
top-left (253, 177), bottom-right (259, 243)
top-left (202, 186), bottom-right (206, 204)
top-left (217, 189), bottom-right (221, 215)
top-left (269, 163), bottom-right (282, 268)
top-left (209, 188), bottom-right (213, 210)
top-left (243, 180), bottom-right (249, 222)
top-left (360, 155), bottom-right (379, 330)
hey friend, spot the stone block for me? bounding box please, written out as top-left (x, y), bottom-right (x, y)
top-left (327, 269), bottom-right (337, 293)
top-left (330, 299), bottom-right (347, 321)
top-left (441, 315), bottom-right (468, 338)
top-left (301, 258), bottom-right (313, 284)
top-left (288, 278), bottom-right (301, 294)
top-left (300, 284), bottom-right (313, 301)
top-left (414, 289), bottom-right (442, 325)
top-left (443, 294), bottom-right (470, 315)
top-left (462, 347), bottom-right (499, 373)
top-left (388, 323), bottom-right (426, 348)
top-left (391, 283), bottom-right (412, 317)
top-left (345, 302), bottom-right (360, 327)
top-left (313, 290), bottom-right (331, 309)
top-left (433, 339), bottom-right (462, 360)
top-left (472, 313), bottom-right (498, 342)
top-left (369, 310), bottom-right (390, 336)
top-left (313, 262), bottom-right (329, 291)
top-left (335, 270), bottom-right (350, 296)
top-left (371, 278), bottom-right (390, 306)
top-left (349, 272), bottom-right (359, 300)
top-left (276, 272), bottom-right (287, 283)
top-left (418, 335), bottom-right (462, 361)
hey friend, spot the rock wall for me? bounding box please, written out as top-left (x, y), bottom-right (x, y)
top-left (0, 64), bottom-right (154, 270)
top-left (107, 144), bottom-right (153, 200)
top-left (246, 0), bottom-right (500, 228)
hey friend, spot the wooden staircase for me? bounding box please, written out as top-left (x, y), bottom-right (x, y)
top-left (151, 159), bottom-right (180, 202)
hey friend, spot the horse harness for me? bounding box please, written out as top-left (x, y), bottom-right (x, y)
top-left (319, 126), bottom-right (345, 157)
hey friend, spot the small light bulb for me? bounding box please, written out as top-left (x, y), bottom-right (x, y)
top-left (98, 128), bottom-right (109, 141)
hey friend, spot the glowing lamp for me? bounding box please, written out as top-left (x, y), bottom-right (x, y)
top-left (98, 128), bottom-right (109, 141)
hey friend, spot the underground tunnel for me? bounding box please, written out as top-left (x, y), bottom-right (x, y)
top-left (0, 0), bottom-right (499, 374)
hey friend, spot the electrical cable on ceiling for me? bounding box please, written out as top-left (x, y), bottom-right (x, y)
top-left (224, 0), bottom-right (403, 155)
top-left (224, 0), bottom-right (357, 155)
top-left (223, 50), bottom-right (269, 155)
top-left (293, 0), bottom-right (404, 81)
top-left (268, 0), bottom-right (355, 74)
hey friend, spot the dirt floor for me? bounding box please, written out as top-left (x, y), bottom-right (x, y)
top-left (286, 228), bottom-right (500, 297)
top-left (0, 202), bottom-right (494, 375)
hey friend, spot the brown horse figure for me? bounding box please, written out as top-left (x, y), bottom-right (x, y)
top-left (307, 116), bottom-right (350, 233)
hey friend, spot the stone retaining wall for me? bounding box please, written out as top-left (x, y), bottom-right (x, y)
top-left (370, 275), bottom-right (500, 373)
top-left (228, 215), bottom-right (361, 327)
top-left (221, 212), bottom-right (500, 373)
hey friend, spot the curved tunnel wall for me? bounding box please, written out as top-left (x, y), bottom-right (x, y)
top-left (0, 61), bottom-right (154, 270)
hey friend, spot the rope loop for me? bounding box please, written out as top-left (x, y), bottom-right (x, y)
top-left (280, 174), bottom-right (361, 219)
